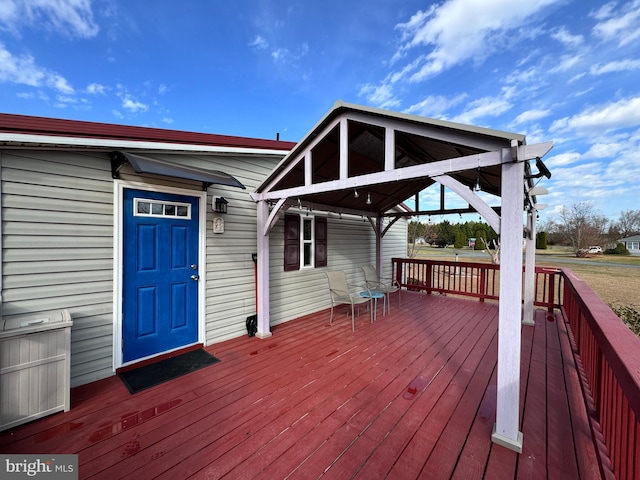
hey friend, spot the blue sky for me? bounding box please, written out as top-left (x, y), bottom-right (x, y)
top-left (1, 0), bottom-right (639, 223)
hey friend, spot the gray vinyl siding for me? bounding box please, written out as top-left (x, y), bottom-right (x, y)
top-left (381, 218), bottom-right (409, 280)
top-left (1, 149), bottom-right (115, 387)
top-left (266, 213), bottom-right (407, 327)
top-left (0, 148), bottom-right (407, 387)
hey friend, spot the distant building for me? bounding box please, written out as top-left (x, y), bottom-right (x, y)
top-left (617, 235), bottom-right (640, 256)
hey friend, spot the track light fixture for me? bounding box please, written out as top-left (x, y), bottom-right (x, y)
top-left (366, 191), bottom-right (372, 205)
top-left (354, 189), bottom-right (359, 198)
top-left (473, 167), bottom-right (481, 192)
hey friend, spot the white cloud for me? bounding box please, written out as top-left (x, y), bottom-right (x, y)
top-left (0, 0), bottom-right (18, 26)
top-left (1, 0), bottom-right (99, 38)
top-left (513, 108), bottom-right (551, 125)
top-left (551, 26), bottom-right (584, 48)
top-left (590, 59), bottom-right (640, 75)
top-left (358, 83), bottom-right (400, 109)
top-left (86, 82), bottom-right (106, 95)
top-left (592, 0), bottom-right (640, 46)
top-left (271, 48), bottom-right (288, 62)
top-left (551, 96), bottom-right (640, 133)
top-left (405, 93), bottom-right (467, 118)
top-left (249, 35), bottom-right (269, 50)
top-left (270, 43), bottom-right (308, 64)
top-left (584, 141), bottom-right (624, 159)
top-left (121, 95), bottom-right (148, 113)
top-left (545, 152), bottom-right (581, 167)
top-left (451, 94), bottom-right (512, 124)
top-left (0, 42), bottom-right (74, 93)
top-left (51, 74), bottom-right (74, 94)
top-left (391, 0), bottom-right (561, 82)
top-left (549, 54), bottom-right (583, 73)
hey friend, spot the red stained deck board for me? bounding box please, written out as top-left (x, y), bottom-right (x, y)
top-left (228, 304), bottom-right (452, 480)
top-left (0, 292), bottom-right (608, 480)
top-left (100, 319), bottom-right (393, 478)
top-left (153, 298), bottom-right (446, 479)
top-left (449, 308), bottom-right (537, 480)
top-left (229, 297), bottom-right (463, 480)
top-left (388, 308), bottom-right (497, 479)
top-left (515, 310), bottom-right (549, 480)
top-left (557, 311), bottom-right (603, 480)
top-left (352, 302), bottom-right (497, 480)
top-left (545, 311), bottom-right (581, 479)
top-left (417, 332), bottom-right (498, 478)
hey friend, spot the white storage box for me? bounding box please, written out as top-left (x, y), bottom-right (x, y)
top-left (0, 309), bottom-right (72, 431)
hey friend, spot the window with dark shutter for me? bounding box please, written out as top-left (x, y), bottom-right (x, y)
top-left (284, 214), bottom-right (300, 271)
top-left (315, 217), bottom-right (327, 267)
top-left (284, 214), bottom-right (328, 270)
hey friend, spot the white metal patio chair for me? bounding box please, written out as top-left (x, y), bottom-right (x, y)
top-left (325, 270), bottom-right (372, 332)
top-left (361, 265), bottom-right (401, 314)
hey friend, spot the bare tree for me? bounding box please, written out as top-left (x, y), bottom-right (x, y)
top-left (614, 210), bottom-right (640, 238)
top-left (558, 202), bottom-right (609, 256)
top-left (478, 237), bottom-right (500, 264)
top-left (407, 218), bottom-right (425, 258)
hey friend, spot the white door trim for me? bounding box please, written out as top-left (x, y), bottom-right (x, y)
top-left (112, 180), bottom-right (207, 370)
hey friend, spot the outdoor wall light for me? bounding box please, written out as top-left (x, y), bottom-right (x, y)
top-left (526, 157), bottom-right (552, 180)
top-left (214, 197), bottom-right (228, 214)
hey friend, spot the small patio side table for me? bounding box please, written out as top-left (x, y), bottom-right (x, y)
top-left (360, 290), bottom-right (385, 322)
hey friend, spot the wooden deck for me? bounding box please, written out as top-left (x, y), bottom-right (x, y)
top-left (0, 292), bottom-right (606, 479)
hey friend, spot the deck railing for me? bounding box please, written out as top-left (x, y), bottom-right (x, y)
top-left (391, 257), bottom-right (562, 309)
top-left (391, 257), bottom-right (640, 480)
top-left (561, 268), bottom-right (640, 480)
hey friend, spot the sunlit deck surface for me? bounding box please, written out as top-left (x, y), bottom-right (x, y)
top-left (0, 292), bottom-right (605, 479)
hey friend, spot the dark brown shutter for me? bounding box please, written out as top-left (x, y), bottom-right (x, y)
top-left (284, 214), bottom-right (300, 271)
top-left (315, 217), bottom-right (327, 267)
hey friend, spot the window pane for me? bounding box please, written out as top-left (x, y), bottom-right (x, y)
top-left (303, 218), bottom-right (312, 240)
top-left (176, 205), bottom-right (188, 217)
top-left (165, 204), bottom-right (176, 216)
top-left (152, 203), bottom-right (163, 215)
top-left (303, 243), bottom-right (312, 266)
top-left (137, 201), bottom-right (150, 214)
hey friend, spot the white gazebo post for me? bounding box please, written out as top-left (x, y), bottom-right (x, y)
top-left (256, 199), bottom-right (272, 338)
top-left (522, 209), bottom-right (536, 326)
top-left (492, 144), bottom-right (525, 453)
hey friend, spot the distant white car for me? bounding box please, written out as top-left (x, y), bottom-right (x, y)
top-left (587, 246), bottom-right (603, 254)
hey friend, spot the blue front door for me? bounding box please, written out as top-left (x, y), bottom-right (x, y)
top-left (122, 189), bottom-right (200, 363)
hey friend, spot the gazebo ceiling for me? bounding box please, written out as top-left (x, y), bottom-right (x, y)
top-left (256, 101), bottom-right (528, 218)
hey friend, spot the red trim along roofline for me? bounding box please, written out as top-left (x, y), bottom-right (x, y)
top-left (0, 113), bottom-right (296, 151)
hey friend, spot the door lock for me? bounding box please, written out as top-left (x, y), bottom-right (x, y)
top-left (191, 264), bottom-right (198, 270)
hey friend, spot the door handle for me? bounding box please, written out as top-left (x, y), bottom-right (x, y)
top-left (191, 275), bottom-right (199, 281)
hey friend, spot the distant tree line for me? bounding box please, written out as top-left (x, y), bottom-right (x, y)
top-left (408, 219), bottom-right (498, 249)
top-left (408, 204), bottom-right (640, 258)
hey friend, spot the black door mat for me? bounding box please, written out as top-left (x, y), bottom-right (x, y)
top-left (119, 349), bottom-right (220, 394)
